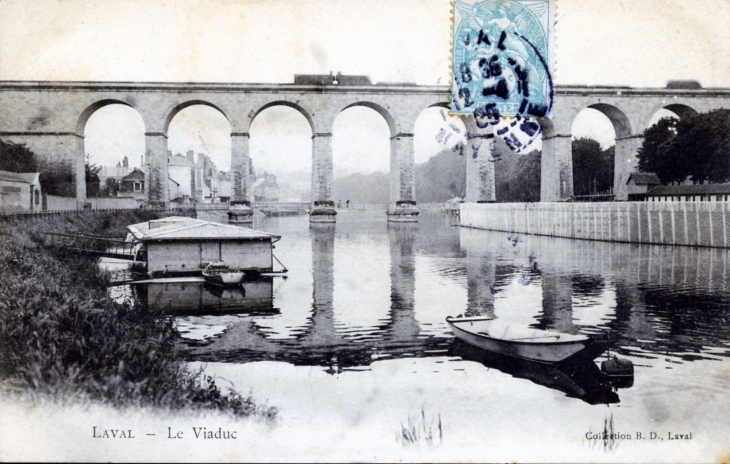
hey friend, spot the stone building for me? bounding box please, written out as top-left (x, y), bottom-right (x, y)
top-left (626, 172), bottom-right (661, 201)
top-left (167, 152), bottom-right (196, 202)
top-left (0, 170), bottom-right (42, 211)
top-left (167, 150), bottom-right (230, 203)
top-left (118, 168), bottom-right (146, 202)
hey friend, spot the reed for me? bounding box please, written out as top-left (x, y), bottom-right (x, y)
top-left (0, 211), bottom-right (276, 419)
top-left (395, 408), bottom-right (443, 447)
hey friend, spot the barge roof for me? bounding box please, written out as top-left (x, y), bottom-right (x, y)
top-left (127, 217), bottom-right (280, 242)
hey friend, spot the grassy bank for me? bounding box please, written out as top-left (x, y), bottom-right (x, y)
top-left (0, 210), bottom-right (276, 419)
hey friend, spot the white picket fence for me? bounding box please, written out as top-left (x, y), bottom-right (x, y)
top-left (461, 201), bottom-right (730, 248)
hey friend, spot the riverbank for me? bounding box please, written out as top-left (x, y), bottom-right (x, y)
top-left (0, 210), bottom-right (276, 419)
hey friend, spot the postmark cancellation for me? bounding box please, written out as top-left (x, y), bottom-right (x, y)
top-left (451, 0), bottom-right (555, 119)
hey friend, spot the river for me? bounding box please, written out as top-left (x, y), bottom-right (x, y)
top-left (106, 209), bottom-right (730, 460)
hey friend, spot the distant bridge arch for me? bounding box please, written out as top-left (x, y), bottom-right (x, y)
top-left (580, 103), bottom-right (633, 138)
top-left (250, 100), bottom-right (316, 133)
top-left (77, 99), bottom-right (144, 135)
top-left (163, 99), bottom-right (233, 135)
top-left (341, 101), bottom-right (397, 136)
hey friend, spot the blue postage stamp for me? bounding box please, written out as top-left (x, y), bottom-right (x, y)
top-left (451, 0), bottom-right (554, 118)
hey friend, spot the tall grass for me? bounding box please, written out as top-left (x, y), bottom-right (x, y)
top-left (0, 211), bottom-right (276, 420)
top-left (395, 408), bottom-right (443, 447)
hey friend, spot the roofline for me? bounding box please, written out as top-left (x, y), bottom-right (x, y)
top-left (0, 172), bottom-right (40, 183)
top-left (646, 186), bottom-right (730, 194)
top-left (625, 174), bottom-right (661, 185)
top-left (139, 236), bottom-right (279, 242)
top-left (127, 218), bottom-right (281, 241)
top-left (0, 80), bottom-right (447, 95)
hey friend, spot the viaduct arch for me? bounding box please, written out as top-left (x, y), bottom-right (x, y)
top-left (0, 80), bottom-right (729, 221)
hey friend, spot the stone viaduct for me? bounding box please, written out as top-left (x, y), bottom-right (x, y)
top-left (0, 78), bottom-right (728, 222)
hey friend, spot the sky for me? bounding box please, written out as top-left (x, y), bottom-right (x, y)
top-left (1, 0), bottom-right (729, 173)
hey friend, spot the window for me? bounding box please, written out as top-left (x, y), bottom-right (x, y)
top-left (34, 189), bottom-right (40, 206)
top-left (133, 182), bottom-right (142, 192)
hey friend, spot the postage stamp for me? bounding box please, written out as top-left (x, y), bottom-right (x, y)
top-left (451, 0), bottom-right (555, 119)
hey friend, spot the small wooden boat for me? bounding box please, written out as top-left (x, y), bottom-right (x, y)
top-left (202, 261), bottom-right (245, 286)
top-left (446, 315), bottom-right (614, 365)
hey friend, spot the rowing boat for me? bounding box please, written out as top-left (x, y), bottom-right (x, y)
top-left (446, 315), bottom-right (613, 364)
top-left (202, 261), bottom-right (245, 286)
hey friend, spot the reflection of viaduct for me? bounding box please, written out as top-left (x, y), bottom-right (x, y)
top-left (184, 223), bottom-right (430, 370)
top-left (181, 221), bottom-right (730, 368)
top-left (180, 220), bottom-right (730, 369)
top-left (2, 80), bottom-right (729, 218)
top-left (460, 228), bottom-right (730, 358)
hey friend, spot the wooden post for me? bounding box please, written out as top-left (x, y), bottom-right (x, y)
top-left (683, 202), bottom-right (689, 246)
top-left (720, 201), bottom-right (727, 248)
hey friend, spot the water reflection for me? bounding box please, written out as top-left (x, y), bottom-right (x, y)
top-left (459, 227), bottom-right (730, 361)
top-left (182, 221), bottom-right (447, 372)
top-left (465, 238), bottom-right (496, 317)
top-left (114, 211), bottom-right (730, 405)
top-left (540, 270), bottom-right (577, 334)
top-left (386, 224), bottom-right (420, 343)
top-left (297, 224), bottom-right (339, 347)
top-left (133, 280), bottom-right (277, 316)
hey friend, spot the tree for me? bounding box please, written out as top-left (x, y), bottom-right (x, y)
top-left (638, 109), bottom-right (730, 184)
top-left (100, 178), bottom-right (120, 197)
top-left (511, 151), bottom-right (542, 202)
top-left (670, 109), bottom-right (730, 183)
top-left (495, 148), bottom-right (541, 202)
top-left (86, 163), bottom-right (101, 197)
top-left (572, 138), bottom-right (614, 196)
top-left (637, 117), bottom-right (683, 184)
top-left (0, 139), bottom-right (38, 173)
top-left (40, 170), bottom-right (74, 197)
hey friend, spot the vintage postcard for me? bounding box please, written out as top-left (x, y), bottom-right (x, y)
top-left (1, 0), bottom-right (730, 462)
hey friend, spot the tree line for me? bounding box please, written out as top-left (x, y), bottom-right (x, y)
top-left (331, 148), bottom-right (468, 204)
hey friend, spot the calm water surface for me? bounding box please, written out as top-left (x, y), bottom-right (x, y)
top-left (109, 210), bottom-right (730, 455)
